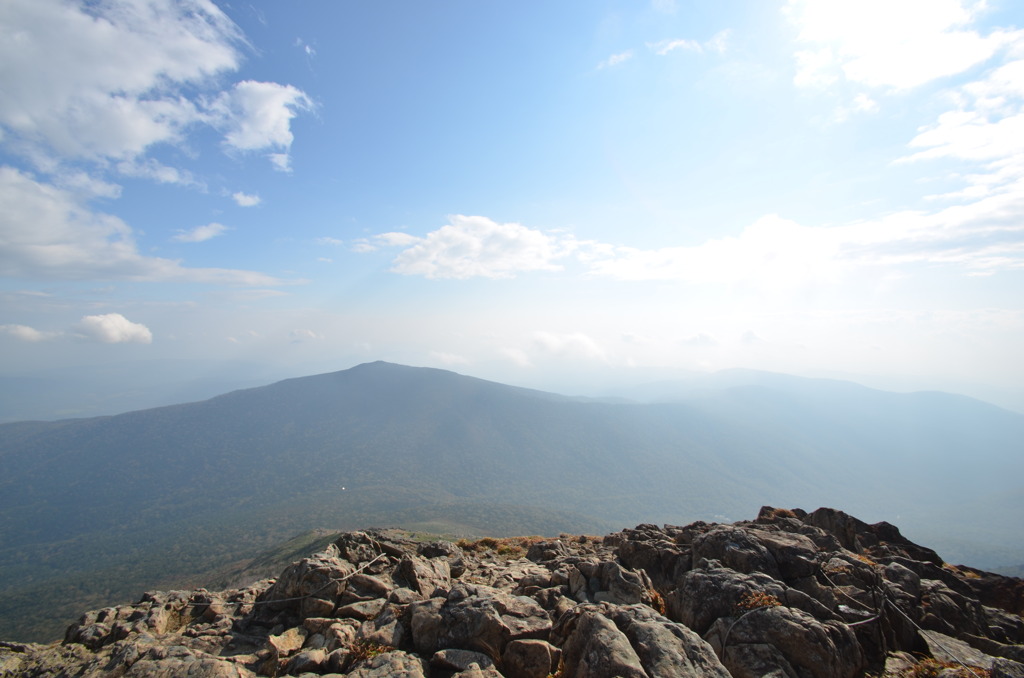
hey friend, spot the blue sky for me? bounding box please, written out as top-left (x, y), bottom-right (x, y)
top-left (2, 0), bottom-right (1023, 408)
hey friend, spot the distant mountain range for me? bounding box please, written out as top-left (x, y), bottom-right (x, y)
top-left (1, 361), bottom-right (1021, 642)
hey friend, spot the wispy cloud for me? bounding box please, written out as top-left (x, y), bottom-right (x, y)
top-left (232, 191), bottom-right (261, 207)
top-left (649, 38), bottom-right (701, 56)
top-left (289, 328), bottom-right (323, 343)
top-left (0, 167), bottom-right (290, 285)
top-left (172, 223), bottom-right (229, 243)
top-left (900, 57), bottom-right (1024, 202)
top-left (648, 30), bottom-right (730, 56)
top-left (0, 324), bottom-right (58, 342)
top-left (598, 50), bottom-right (634, 70)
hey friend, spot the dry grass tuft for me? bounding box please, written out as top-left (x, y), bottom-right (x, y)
top-left (735, 590), bottom-right (782, 612)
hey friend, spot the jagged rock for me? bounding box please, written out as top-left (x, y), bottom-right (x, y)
top-left (526, 539), bottom-right (572, 563)
top-left (558, 608), bottom-right (648, 678)
top-left (692, 526), bottom-right (782, 578)
top-left (419, 541), bottom-right (468, 578)
top-left (260, 552), bottom-right (354, 618)
top-left (705, 604), bottom-right (863, 678)
top-left (553, 603), bottom-right (730, 678)
top-left (667, 565), bottom-right (791, 635)
top-left (920, 629), bottom-right (1002, 670)
top-left (501, 639), bottom-right (560, 678)
top-left (124, 655), bottom-right (256, 677)
top-left (430, 647), bottom-right (496, 671)
top-left (345, 573), bottom-right (394, 601)
top-left (993, 657), bottom-right (1024, 678)
top-left (614, 527), bottom-right (692, 591)
top-left (803, 507), bottom-right (943, 566)
top-left (336, 598), bottom-right (386, 620)
top-left (453, 664), bottom-right (504, 677)
top-left (396, 554), bottom-right (452, 597)
top-left (357, 603), bottom-right (405, 647)
top-left (285, 647), bottom-right (327, 674)
top-left (267, 626), bottom-right (307, 656)
top-left (408, 584), bottom-right (551, 660)
top-left (5, 507), bottom-right (1023, 678)
top-left (746, 527), bottom-right (820, 581)
top-left (346, 649), bottom-right (427, 677)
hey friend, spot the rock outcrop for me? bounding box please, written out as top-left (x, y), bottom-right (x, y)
top-left (2, 507), bottom-right (1022, 677)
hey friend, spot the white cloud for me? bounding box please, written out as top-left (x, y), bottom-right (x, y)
top-left (0, 0), bottom-right (239, 161)
top-left (73, 313), bottom-right (153, 344)
top-left (787, 0), bottom-right (1020, 90)
top-left (232, 191), bottom-right (261, 207)
top-left (210, 80), bottom-right (313, 167)
top-left (376, 215), bottom-right (577, 280)
top-left (0, 167), bottom-right (288, 285)
top-left (172, 222), bottom-right (229, 243)
top-left (363, 188), bottom-right (1023, 286)
top-left (0, 0), bottom-right (311, 177)
top-left (316, 236), bottom-right (343, 246)
top-left (0, 323), bottom-right (57, 342)
top-left (900, 57), bottom-right (1024, 202)
top-left (586, 196), bottom-right (1024, 283)
top-left (598, 51), bottom-right (634, 69)
top-left (587, 214), bottom-right (845, 286)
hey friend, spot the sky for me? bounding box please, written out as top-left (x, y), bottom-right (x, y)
top-left (1, 0), bottom-right (1024, 411)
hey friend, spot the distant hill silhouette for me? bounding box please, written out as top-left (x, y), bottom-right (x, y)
top-left (1, 361), bottom-right (1021, 641)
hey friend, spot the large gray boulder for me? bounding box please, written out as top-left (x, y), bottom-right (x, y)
top-left (408, 584), bottom-right (551, 661)
top-left (705, 605), bottom-right (864, 678)
top-left (553, 603), bottom-right (730, 678)
top-left (260, 552), bottom-right (354, 618)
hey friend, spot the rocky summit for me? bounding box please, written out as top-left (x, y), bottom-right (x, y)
top-left (2, 507), bottom-right (1023, 678)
